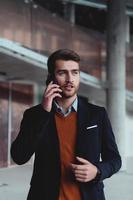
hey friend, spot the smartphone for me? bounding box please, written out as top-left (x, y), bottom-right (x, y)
top-left (46, 73), bottom-right (61, 85)
top-left (45, 74), bottom-right (54, 86)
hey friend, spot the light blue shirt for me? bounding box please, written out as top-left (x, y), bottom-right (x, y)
top-left (54, 97), bottom-right (78, 117)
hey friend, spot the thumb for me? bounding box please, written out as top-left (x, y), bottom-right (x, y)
top-left (76, 156), bottom-right (90, 164)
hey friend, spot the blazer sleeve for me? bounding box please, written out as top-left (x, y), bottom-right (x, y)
top-left (96, 107), bottom-right (122, 181)
top-left (11, 106), bottom-right (51, 165)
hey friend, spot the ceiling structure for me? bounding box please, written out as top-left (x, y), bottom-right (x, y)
top-left (34, 0), bottom-right (133, 34)
top-left (0, 39), bottom-right (47, 85)
top-left (0, 1), bottom-right (133, 111)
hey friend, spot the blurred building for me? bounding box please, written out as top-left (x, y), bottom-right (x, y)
top-left (0, 0), bottom-right (133, 172)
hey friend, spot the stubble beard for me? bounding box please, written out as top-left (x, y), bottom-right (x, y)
top-left (61, 85), bottom-right (79, 99)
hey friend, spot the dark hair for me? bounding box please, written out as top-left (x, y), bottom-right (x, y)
top-left (46, 49), bottom-right (80, 85)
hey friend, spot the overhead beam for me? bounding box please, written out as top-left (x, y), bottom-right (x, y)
top-left (62, 0), bottom-right (133, 16)
top-left (0, 39), bottom-right (48, 69)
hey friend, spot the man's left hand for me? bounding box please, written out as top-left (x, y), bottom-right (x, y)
top-left (70, 156), bottom-right (98, 183)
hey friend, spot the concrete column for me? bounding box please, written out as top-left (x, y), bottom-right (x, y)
top-left (106, 0), bottom-right (127, 169)
top-left (126, 15), bottom-right (130, 43)
top-left (7, 82), bottom-right (12, 166)
top-left (64, 2), bottom-right (75, 25)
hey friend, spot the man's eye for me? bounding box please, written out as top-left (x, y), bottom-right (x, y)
top-left (73, 71), bottom-right (79, 75)
top-left (58, 71), bottom-right (65, 75)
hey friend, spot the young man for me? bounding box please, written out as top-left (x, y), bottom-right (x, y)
top-left (11, 49), bottom-right (121, 200)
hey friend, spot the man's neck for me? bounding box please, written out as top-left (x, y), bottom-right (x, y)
top-left (56, 95), bottom-right (77, 112)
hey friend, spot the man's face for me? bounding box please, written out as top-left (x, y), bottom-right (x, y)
top-left (54, 59), bottom-right (80, 99)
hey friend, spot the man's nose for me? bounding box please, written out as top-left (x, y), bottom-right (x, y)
top-left (67, 73), bottom-right (73, 82)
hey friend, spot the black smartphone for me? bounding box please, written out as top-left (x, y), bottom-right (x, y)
top-left (45, 74), bottom-right (54, 86)
top-left (45, 74), bottom-right (62, 98)
top-left (45, 74), bottom-right (60, 87)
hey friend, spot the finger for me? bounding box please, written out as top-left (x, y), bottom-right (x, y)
top-left (76, 157), bottom-right (90, 165)
top-left (49, 81), bottom-right (53, 85)
top-left (70, 164), bottom-right (79, 170)
top-left (71, 164), bottom-right (88, 171)
top-left (45, 83), bottom-right (60, 93)
top-left (45, 81), bottom-right (53, 92)
top-left (50, 93), bottom-right (62, 99)
top-left (45, 88), bottom-right (62, 97)
top-left (75, 173), bottom-right (87, 179)
top-left (45, 87), bottom-right (60, 96)
top-left (47, 83), bottom-right (60, 89)
top-left (75, 170), bottom-right (87, 175)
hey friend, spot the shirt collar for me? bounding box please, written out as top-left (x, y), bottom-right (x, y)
top-left (54, 97), bottom-right (78, 117)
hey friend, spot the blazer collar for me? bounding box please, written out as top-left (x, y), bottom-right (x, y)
top-left (51, 96), bottom-right (90, 127)
top-left (77, 96), bottom-right (91, 133)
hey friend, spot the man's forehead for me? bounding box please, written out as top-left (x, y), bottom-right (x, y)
top-left (55, 59), bottom-right (80, 69)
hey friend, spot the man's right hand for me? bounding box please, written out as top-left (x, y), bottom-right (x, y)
top-left (41, 81), bottom-right (62, 112)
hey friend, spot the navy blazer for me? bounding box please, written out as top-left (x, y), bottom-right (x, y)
top-left (11, 96), bottom-right (121, 200)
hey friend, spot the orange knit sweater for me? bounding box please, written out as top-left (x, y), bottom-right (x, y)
top-left (55, 112), bottom-right (81, 200)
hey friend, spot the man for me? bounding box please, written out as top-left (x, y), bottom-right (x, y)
top-left (11, 49), bottom-right (121, 200)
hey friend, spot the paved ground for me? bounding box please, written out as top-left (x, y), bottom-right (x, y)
top-left (0, 164), bottom-right (133, 200)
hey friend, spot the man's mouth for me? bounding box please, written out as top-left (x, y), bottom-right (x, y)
top-left (64, 84), bottom-right (74, 89)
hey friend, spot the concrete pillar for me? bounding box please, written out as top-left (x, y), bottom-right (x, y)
top-left (106, 0), bottom-right (127, 169)
top-left (64, 2), bottom-right (75, 25)
top-left (126, 15), bottom-right (130, 43)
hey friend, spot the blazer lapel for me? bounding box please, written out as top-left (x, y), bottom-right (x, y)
top-left (77, 97), bottom-right (91, 135)
top-left (76, 97), bottom-right (91, 157)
